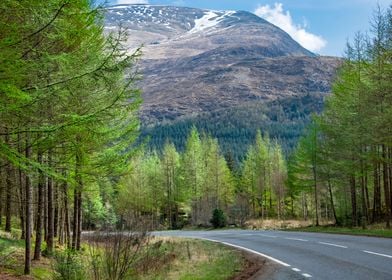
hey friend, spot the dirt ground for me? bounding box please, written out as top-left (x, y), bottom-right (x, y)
top-left (230, 250), bottom-right (278, 280)
top-left (0, 272), bottom-right (32, 280)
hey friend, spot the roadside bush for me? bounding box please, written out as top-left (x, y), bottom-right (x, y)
top-left (52, 250), bottom-right (86, 280)
top-left (86, 230), bottom-right (149, 280)
top-left (210, 209), bottom-right (226, 228)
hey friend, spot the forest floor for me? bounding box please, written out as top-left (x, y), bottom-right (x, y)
top-left (0, 230), bottom-right (52, 279)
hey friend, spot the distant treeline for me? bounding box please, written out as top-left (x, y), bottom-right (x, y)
top-left (117, 128), bottom-right (288, 229)
top-left (140, 93), bottom-right (325, 162)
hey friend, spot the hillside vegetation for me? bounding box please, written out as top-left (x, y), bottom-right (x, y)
top-left (141, 94), bottom-right (325, 162)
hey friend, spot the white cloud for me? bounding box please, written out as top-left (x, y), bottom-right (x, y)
top-left (254, 3), bottom-right (326, 53)
top-left (117, 0), bottom-right (149, 4)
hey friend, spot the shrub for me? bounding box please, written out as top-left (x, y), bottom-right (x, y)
top-left (85, 230), bottom-right (149, 280)
top-left (52, 250), bottom-right (86, 280)
top-left (210, 209), bottom-right (226, 228)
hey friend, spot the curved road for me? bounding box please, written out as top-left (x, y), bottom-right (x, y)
top-left (153, 229), bottom-right (392, 280)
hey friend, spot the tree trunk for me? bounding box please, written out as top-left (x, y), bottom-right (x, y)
top-left (389, 147), bottom-right (392, 217)
top-left (312, 166), bottom-right (319, 226)
top-left (63, 182), bottom-right (71, 248)
top-left (360, 159), bottom-right (368, 228)
top-left (46, 149), bottom-right (54, 255)
top-left (382, 145), bottom-right (391, 228)
top-left (303, 193), bottom-right (308, 220)
top-left (76, 147), bottom-right (83, 250)
top-left (350, 176), bottom-right (357, 227)
top-left (72, 187), bottom-right (78, 250)
top-left (373, 159), bottom-right (382, 222)
top-left (166, 166), bottom-right (171, 229)
top-left (76, 189), bottom-right (82, 250)
top-left (44, 176), bottom-right (48, 242)
top-left (18, 166), bottom-right (25, 239)
top-left (17, 133), bottom-right (25, 239)
top-left (5, 129), bottom-right (12, 232)
top-left (54, 182), bottom-right (59, 238)
top-left (34, 151), bottom-right (44, 260)
top-left (58, 190), bottom-right (65, 245)
top-left (24, 138), bottom-right (32, 275)
top-left (0, 165), bottom-right (3, 226)
top-left (73, 149), bottom-right (83, 250)
top-left (365, 173), bottom-right (370, 221)
top-left (327, 177), bottom-right (338, 225)
top-left (291, 194), bottom-right (294, 218)
top-left (17, 158), bottom-right (25, 237)
top-left (5, 161), bottom-right (12, 232)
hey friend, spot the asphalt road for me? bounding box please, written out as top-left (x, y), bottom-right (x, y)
top-left (153, 229), bottom-right (392, 280)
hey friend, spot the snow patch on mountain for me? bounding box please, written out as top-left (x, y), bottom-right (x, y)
top-left (189, 11), bottom-right (236, 34)
top-left (189, 11), bottom-right (219, 33)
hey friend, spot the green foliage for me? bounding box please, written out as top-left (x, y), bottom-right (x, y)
top-left (0, 0), bottom-right (142, 190)
top-left (32, 267), bottom-right (53, 280)
top-left (210, 209), bottom-right (227, 228)
top-left (140, 94), bottom-right (324, 163)
top-left (287, 6), bottom-right (392, 227)
top-left (117, 126), bottom-right (288, 228)
top-left (240, 130), bottom-right (287, 219)
top-left (0, 235), bottom-right (24, 266)
top-left (0, 0), bottom-right (142, 274)
top-left (52, 250), bottom-right (86, 280)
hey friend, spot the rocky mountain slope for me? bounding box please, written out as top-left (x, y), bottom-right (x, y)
top-left (105, 4), bottom-right (341, 160)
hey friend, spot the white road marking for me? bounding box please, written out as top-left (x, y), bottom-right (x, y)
top-left (318, 242), bottom-right (348, 248)
top-left (200, 238), bottom-right (291, 267)
top-left (302, 273), bottom-right (312, 278)
top-left (259, 234), bottom-right (278, 238)
top-left (363, 250), bottom-right (392, 259)
top-left (292, 268), bottom-right (301, 272)
top-left (284, 237), bottom-right (308, 242)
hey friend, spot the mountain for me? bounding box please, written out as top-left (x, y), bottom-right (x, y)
top-left (105, 4), bottom-right (341, 161)
top-left (105, 5), bottom-right (314, 60)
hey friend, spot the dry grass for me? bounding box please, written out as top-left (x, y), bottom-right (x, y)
top-left (245, 219), bottom-right (316, 230)
top-left (1, 231), bottom-right (246, 280)
top-left (136, 237), bottom-right (244, 280)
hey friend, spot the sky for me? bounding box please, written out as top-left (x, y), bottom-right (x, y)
top-left (109, 0), bottom-right (391, 57)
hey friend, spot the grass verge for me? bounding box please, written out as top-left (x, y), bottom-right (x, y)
top-left (138, 237), bottom-right (244, 280)
top-left (1, 230), bottom-right (247, 280)
top-left (287, 225), bottom-right (392, 238)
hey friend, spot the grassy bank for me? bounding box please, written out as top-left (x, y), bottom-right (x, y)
top-left (1, 230), bottom-right (246, 280)
top-left (240, 218), bottom-right (392, 238)
top-left (287, 224), bottom-right (392, 238)
top-left (137, 237), bottom-right (244, 280)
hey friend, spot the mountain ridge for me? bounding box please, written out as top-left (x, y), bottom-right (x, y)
top-left (105, 4), bottom-right (315, 59)
top-left (104, 4), bottom-right (341, 159)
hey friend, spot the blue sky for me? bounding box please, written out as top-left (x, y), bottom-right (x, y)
top-left (109, 0), bottom-right (391, 57)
